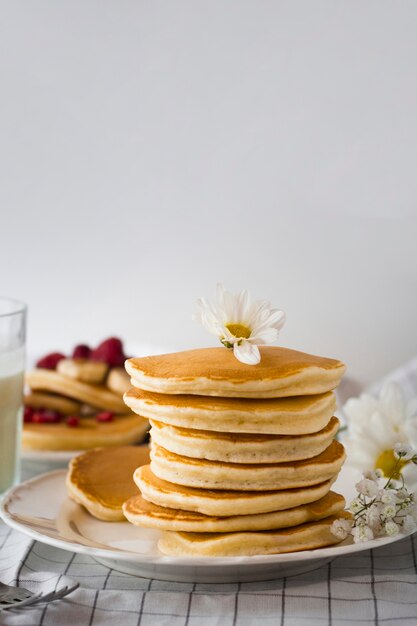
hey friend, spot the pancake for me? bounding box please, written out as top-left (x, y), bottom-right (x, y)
top-left (158, 512), bottom-right (352, 556)
top-left (124, 388), bottom-right (336, 435)
top-left (67, 446), bottom-right (150, 521)
top-left (125, 346), bottom-right (345, 398)
top-left (149, 417), bottom-right (340, 464)
top-left (107, 367), bottom-right (131, 395)
top-left (150, 440), bottom-right (345, 491)
top-left (57, 358), bottom-right (109, 384)
top-left (123, 490), bottom-right (345, 532)
top-left (135, 465), bottom-right (337, 516)
top-left (22, 413), bottom-right (149, 451)
top-left (26, 369), bottom-right (126, 413)
top-left (24, 391), bottom-right (81, 415)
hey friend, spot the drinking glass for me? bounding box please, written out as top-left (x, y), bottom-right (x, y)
top-left (0, 298), bottom-right (26, 496)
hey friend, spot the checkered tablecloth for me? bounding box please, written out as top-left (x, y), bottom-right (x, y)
top-left (1, 356), bottom-right (417, 626)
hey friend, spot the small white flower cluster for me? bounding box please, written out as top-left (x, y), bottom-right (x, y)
top-left (331, 444), bottom-right (417, 543)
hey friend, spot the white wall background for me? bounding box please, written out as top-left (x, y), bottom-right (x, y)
top-left (1, 1), bottom-right (417, 386)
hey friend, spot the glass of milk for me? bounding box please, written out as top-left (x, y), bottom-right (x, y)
top-left (0, 298), bottom-right (26, 496)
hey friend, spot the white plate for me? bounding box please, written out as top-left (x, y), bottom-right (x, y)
top-left (21, 449), bottom-right (82, 463)
top-left (21, 443), bottom-right (150, 464)
top-left (0, 467), bottom-right (411, 583)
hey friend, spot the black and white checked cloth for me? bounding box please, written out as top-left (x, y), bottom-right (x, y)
top-left (1, 356), bottom-right (417, 626)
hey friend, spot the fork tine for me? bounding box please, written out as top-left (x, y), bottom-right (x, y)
top-left (2, 582), bottom-right (79, 611)
top-left (45, 583), bottom-right (80, 602)
top-left (32, 582), bottom-right (79, 605)
top-left (2, 593), bottom-right (44, 611)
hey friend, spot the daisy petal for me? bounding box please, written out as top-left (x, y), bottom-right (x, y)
top-left (233, 341), bottom-right (260, 365)
top-left (250, 328), bottom-right (279, 344)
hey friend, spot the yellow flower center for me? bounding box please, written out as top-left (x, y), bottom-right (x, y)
top-left (375, 449), bottom-right (408, 479)
top-left (225, 323), bottom-right (251, 339)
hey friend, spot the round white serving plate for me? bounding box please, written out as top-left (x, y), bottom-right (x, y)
top-left (21, 449), bottom-right (81, 463)
top-left (0, 467), bottom-right (410, 583)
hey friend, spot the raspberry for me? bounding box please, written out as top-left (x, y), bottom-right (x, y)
top-left (23, 406), bottom-right (34, 423)
top-left (91, 337), bottom-right (126, 367)
top-left (36, 352), bottom-right (66, 370)
top-left (96, 411), bottom-right (114, 423)
top-left (66, 415), bottom-right (80, 427)
top-left (32, 410), bottom-right (62, 424)
top-left (72, 344), bottom-right (91, 359)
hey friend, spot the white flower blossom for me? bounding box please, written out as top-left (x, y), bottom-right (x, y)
top-left (384, 520), bottom-right (400, 536)
top-left (330, 518), bottom-right (353, 540)
top-left (352, 524), bottom-right (374, 543)
top-left (336, 444), bottom-right (417, 545)
top-left (380, 489), bottom-right (398, 505)
top-left (363, 469), bottom-right (383, 482)
top-left (395, 488), bottom-right (410, 502)
top-left (343, 383), bottom-right (417, 489)
top-left (408, 505), bottom-right (417, 523)
top-left (381, 504), bottom-right (397, 520)
top-left (349, 498), bottom-right (364, 513)
top-left (366, 503), bottom-right (382, 529)
top-left (194, 284), bottom-right (285, 365)
top-left (356, 478), bottom-right (379, 498)
top-left (394, 443), bottom-right (413, 460)
top-left (402, 515), bottom-right (417, 533)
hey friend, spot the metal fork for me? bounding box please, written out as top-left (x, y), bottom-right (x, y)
top-left (0, 581), bottom-right (79, 611)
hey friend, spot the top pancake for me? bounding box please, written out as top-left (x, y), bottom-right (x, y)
top-left (125, 346), bottom-right (345, 398)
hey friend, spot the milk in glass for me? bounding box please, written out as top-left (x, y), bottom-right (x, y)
top-left (0, 347), bottom-right (24, 494)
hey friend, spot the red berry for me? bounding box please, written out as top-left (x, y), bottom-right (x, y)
top-left (91, 337), bottom-right (126, 367)
top-left (72, 344), bottom-right (91, 359)
top-left (24, 406), bottom-right (34, 423)
top-left (66, 415), bottom-right (80, 427)
top-left (32, 409), bottom-right (62, 424)
top-left (36, 352), bottom-right (66, 370)
top-left (96, 411), bottom-right (114, 423)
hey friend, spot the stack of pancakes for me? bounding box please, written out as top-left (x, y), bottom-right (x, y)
top-left (123, 346), bottom-right (349, 556)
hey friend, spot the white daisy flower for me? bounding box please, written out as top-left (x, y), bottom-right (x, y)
top-left (343, 383), bottom-right (417, 488)
top-left (194, 284), bottom-right (285, 365)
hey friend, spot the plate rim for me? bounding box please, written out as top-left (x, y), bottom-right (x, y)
top-left (0, 469), bottom-right (412, 568)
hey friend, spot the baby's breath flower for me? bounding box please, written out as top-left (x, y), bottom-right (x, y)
top-left (409, 505), bottom-right (417, 523)
top-left (395, 488), bottom-right (410, 502)
top-left (381, 504), bottom-right (396, 520)
top-left (394, 443), bottom-right (413, 460)
top-left (366, 503), bottom-right (382, 528)
top-left (402, 516), bottom-right (417, 533)
top-left (330, 518), bottom-right (353, 540)
top-left (363, 469), bottom-right (383, 482)
top-left (334, 445), bottom-right (417, 544)
top-left (384, 520), bottom-right (400, 536)
top-left (352, 524), bottom-right (374, 543)
top-left (349, 498), bottom-right (364, 513)
top-left (355, 478), bottom-right (378, 498)
top-left (380, 489), bottom-right (397, 505)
